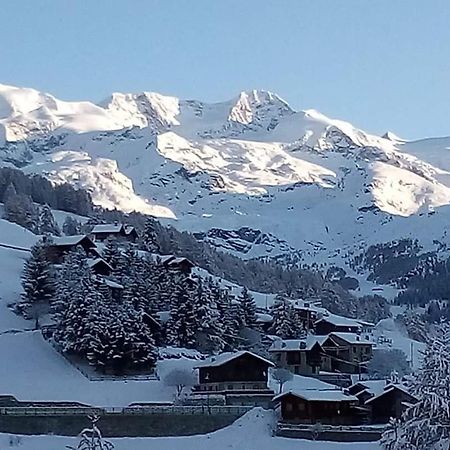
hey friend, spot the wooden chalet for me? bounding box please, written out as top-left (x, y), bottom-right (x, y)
top-left (193, 351), bottom-right (274, 394)
top-left (88, 258), bottom-right (113, 276)
top-left (348, 379), bottom-right (388, 405)
top-left (159, 255), bottom-right (195, 274)
top-left (365, 384), bottom-right (417, 424)
top-left (269, 336), bottom-right (326, 376)
top-left (274, 389), bottom-right (364, 425)
top-left (320, 333), bottom-right (374, 374)
top-left (315, 314), bottom-right (363, 335)
top-left (45, 235), bottom-right (98, 263)
top-left (91, 223), bottom-right (137, 242)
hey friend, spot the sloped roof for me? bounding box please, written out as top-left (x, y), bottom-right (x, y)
top-left (330, 332), bottom-right (375, 345)
top-left (195, 351), bottom-right (275, 369)
top-left (316, 313), bottom-right (363, 328)
top-left (269, 335), bottom-right (329, 352)
top-left (168, 257), bottom-right (194, 266)
top-left (91, 224), bottom-right (125, 234)
top-left (274, 389), bottom-right (358, 403)
top-left (52, 235), bottom-right (93, 247)
top-left (349, 380), bottom-right (387, 397)
top-left (365, 384), bottom-right (413, 404)
top-left (87, 258), bottom-right (112, 270)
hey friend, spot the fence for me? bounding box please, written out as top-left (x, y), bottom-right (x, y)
top-left (0, 405), bottom-right (252, 417)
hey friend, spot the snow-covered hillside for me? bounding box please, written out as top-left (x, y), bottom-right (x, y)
top-left (2, 83), bottom-right (450, 267)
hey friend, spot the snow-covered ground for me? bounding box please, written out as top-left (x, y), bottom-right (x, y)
top-left (2, 82), bottom-right (450, 268)
top-left (0, 409), bottom-right (381, 450)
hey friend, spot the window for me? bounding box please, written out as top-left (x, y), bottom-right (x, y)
top-left (286, 402), bottom-right (293, 412)
top-left (353, 347), bottom-right (357, 353)
top-left (227, 384), bottom-right (233, 390)
top-left (298, 402), bottom-right (305, 411)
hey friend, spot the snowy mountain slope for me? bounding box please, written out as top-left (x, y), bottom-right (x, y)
top-left (1, 83), bottom-right (450, 268)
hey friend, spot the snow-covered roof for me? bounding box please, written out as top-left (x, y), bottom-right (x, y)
top-left (274, 389), bottom-right (358, 403)
top-left (350, 380), bottom-right (387, 397)
top-left (195, 351), bottom-right (275, 369)
top-left (87, 258), bottom-right (112, 269)
top-left (256, 313), bottom-right (273, 323)
top-left (365, 384), bottom-right (413, 404)
top-left (159, 255), bottom-right (176, 264)
top-left (91, 224), bottom-right (125, 234)
top-left (102, 278), bottom-right (124, 290)
top-left (330, 332), bottom-right (375, 345)
top-left (168, 257), bottom-right (194, 266)
top-left (52, 235), bottom-right (93, 247)
top-left (124, 226), bottom-right (136, 235)
top-left (316, 313), bottom-right (363, 328)
top-left (269, 335), bottom-right (328, 352)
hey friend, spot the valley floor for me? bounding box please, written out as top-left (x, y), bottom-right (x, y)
top-left (0, 409), bottom-right (381, 450)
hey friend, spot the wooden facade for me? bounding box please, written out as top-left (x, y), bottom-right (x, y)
top-left (366, 385), bottom-right (417, 424)
top-left (276, 392), bottom-right (363, 425)
top-left (194, 351), bottom-right (274, 394)
top-left (270, 342), bottom-right (323, 376)
top-left (46, 235), bottom-right (98, 264)
top-left (315, 318), bottom-right (362, 335)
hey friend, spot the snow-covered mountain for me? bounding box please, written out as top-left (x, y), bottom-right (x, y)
top-left (1, 82), bottom-right (450, 267)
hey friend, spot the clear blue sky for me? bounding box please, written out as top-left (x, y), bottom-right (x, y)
top-left (1, 0), bottom-right (449, 139)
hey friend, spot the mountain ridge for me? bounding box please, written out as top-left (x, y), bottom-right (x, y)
top-left (1, 82), bottom-right (450, 269)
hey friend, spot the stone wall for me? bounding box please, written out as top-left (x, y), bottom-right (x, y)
top-left (0, 412), bottom-right (243, 437)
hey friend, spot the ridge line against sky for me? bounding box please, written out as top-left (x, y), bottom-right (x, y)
top-left (1, 0), bottom-right (450, 140)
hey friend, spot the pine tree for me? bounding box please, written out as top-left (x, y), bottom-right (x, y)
top-left (142, 217), bottom-right (160, 253)
top-left (238, 287), bottom-right (258, 329)
top-left (4, 185), bottom-right (38, 233)
top-left (37, 204), bottom-right (61, 236)
top-left (166, 276), bottom-right (198, 348)
top-left (19, 240), bottom-right (56, 329)
top-left (101, 238), bottom-right (121, 270)
top-left (381, 322), bottom-right (450, 450)
top-left (194, 278), bottom-right (224, 352)
top-left (270, 296), bottom-right (304, 339)
top-left (62, 215), bottom-right (81, 236)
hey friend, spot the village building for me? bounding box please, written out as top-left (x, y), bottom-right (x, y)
top-left (365, 384), bottom-right (417, 424)
top-left (192, 351), bottom-right (274, 406)
top-left (45, 235), bottom-right (98, 263)
top-left (90, 223), bottom-right (137, 242)
top-left (315, 314), bottom-right (363, 335)
top-left (321, 333), bottom-right (374, 374)
top-left (348, 379), bottom-right (389, 404)
top-left (274, 388), bottom-right (364, 425)
top-left (87, 258), bottom-right (113, 276)
top-left (269, 336), bottom-right (326, 376)
top-left (159, 255), bottom-right (195, 274)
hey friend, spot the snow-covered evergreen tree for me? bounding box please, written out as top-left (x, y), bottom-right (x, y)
top-left (269, 296), bottom-right (304, 339)
top-left (381, 322), bottom-right (450, 450)
top-left (101, 238), bottom-right (121, 269)
top-left (238, 287), bottom-right (258, 329)
top-left (142, 217), bottom-right (160, 253)
top-left (19, 239), bottom-right (56, 328)
top-left (37, 204), bottom-right (60, 236)
top-left (3, 183), bottom-right (38, 233)
top-left (166, 275), bottom-right (198, 348)
top-left (62, 215), bottom-right (81, 236)
top-left (194, 278), bottom-right (224, 352)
